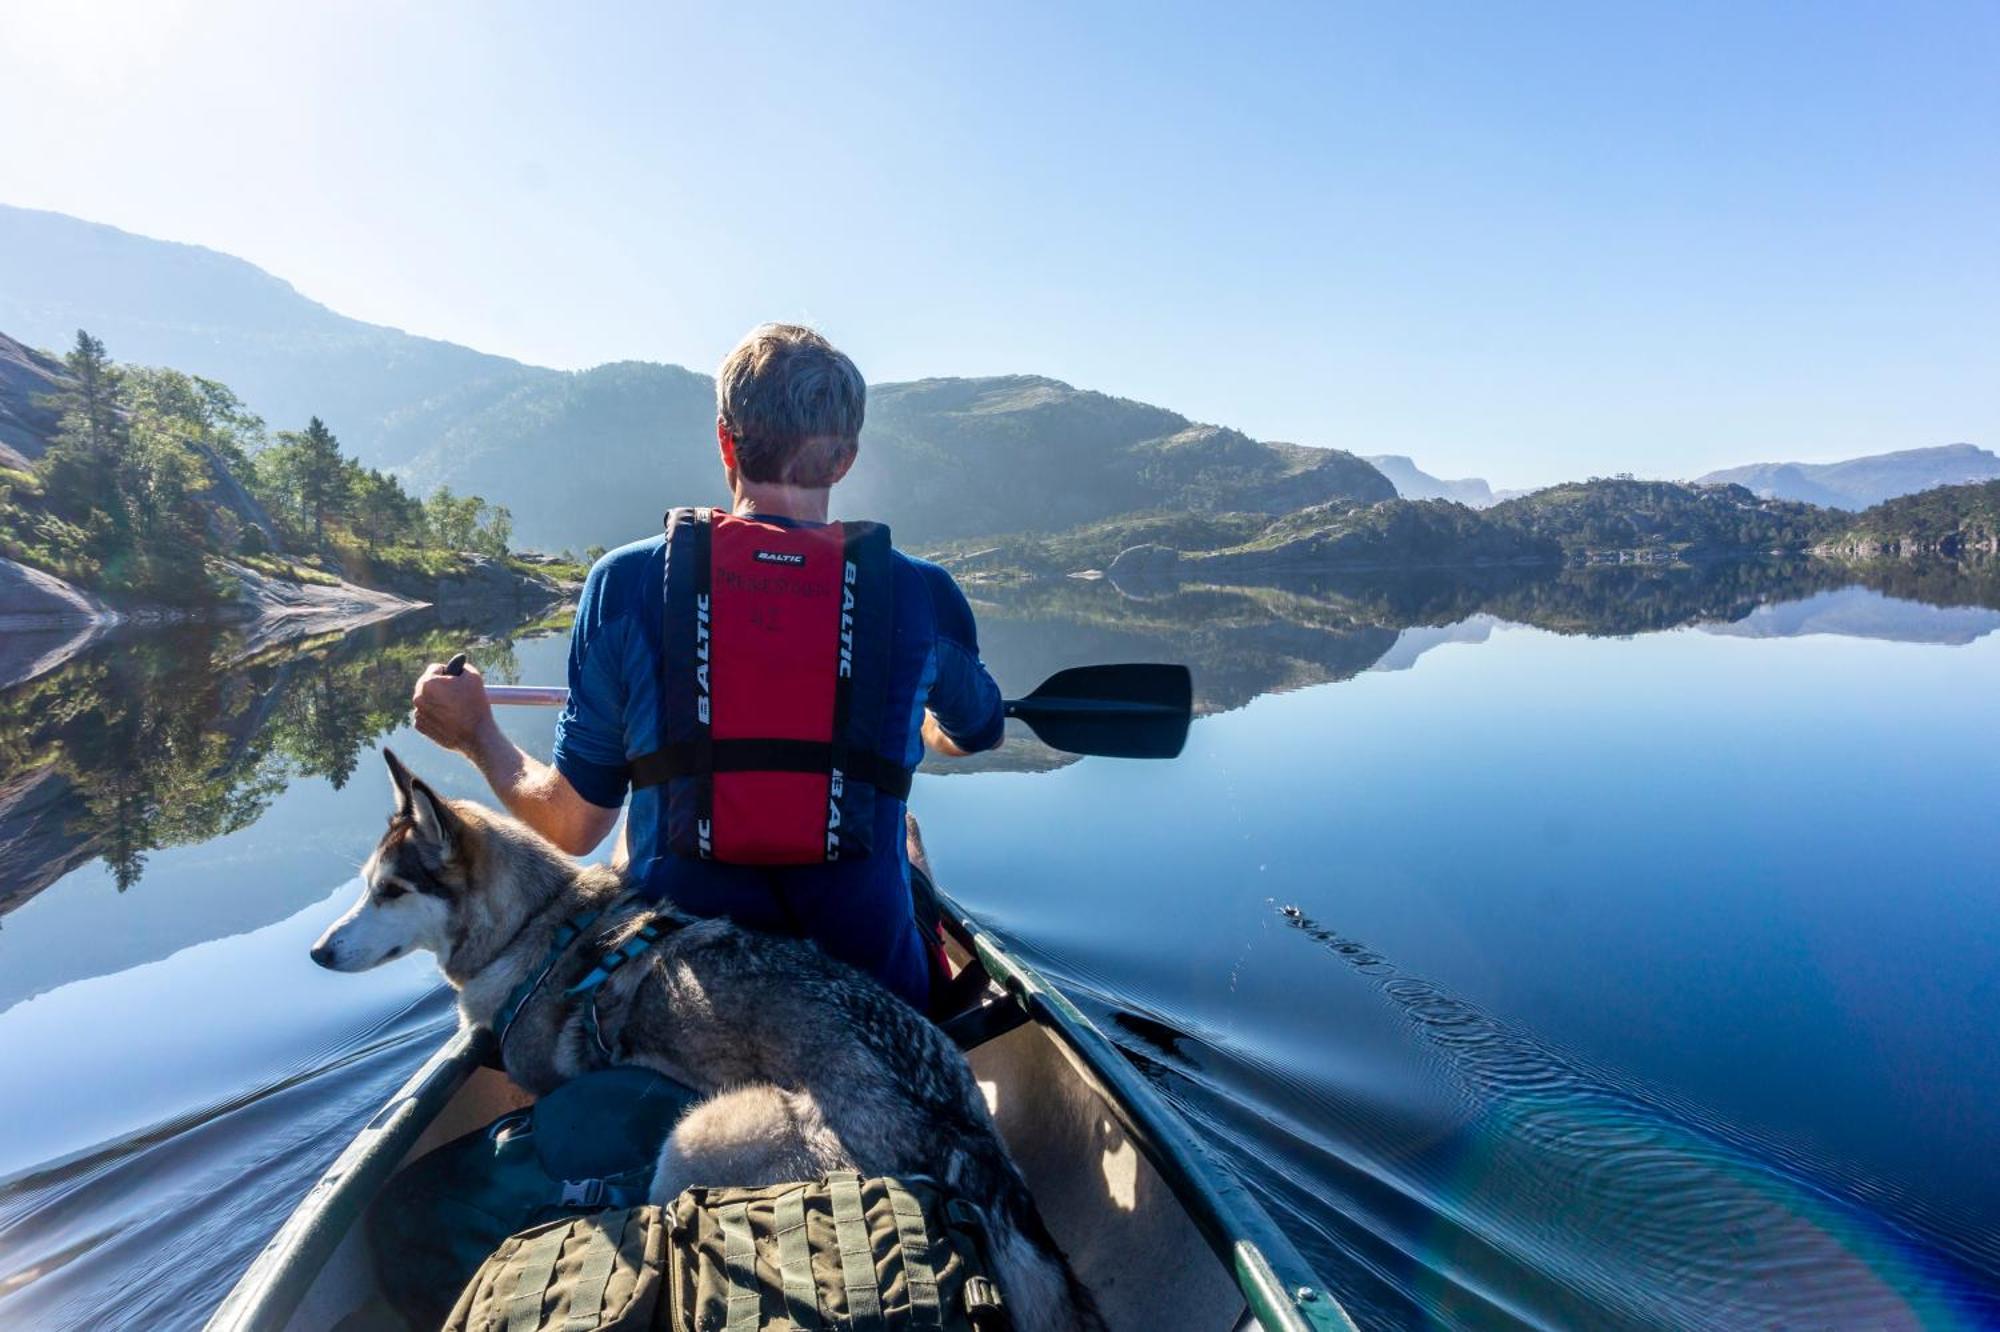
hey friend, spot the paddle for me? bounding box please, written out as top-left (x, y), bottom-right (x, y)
top-left (464, 657), bottom-right (1194, 760)
top-left (1002, 663), bottom-right (1192, 759)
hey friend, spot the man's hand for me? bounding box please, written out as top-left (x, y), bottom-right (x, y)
top-left (412, 659), bottom-right (500, 757)
top-left (409, 656), bottom-right (619, 857)
top-left (922, 710), bottom-right (973, 757)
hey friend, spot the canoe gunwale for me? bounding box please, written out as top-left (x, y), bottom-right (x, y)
top-left (934, 887), bottom-right (1355, 1332)
top-left (205, 1024), bottom-right (493, 1332)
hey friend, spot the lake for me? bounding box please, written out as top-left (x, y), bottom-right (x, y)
top-left (2, 562), bottom-right (1997, 1329)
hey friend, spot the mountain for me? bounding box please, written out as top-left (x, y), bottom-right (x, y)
top-left (851, 378), bottom-right (1392, 545)
top-left (1363, 454), bottom-right (1495, 507)
top-left (1695, 444), bottom-right (2000, 509)
top-left (0, 204), bottom-right (546, 470)
top-left (0, 206), bottom-right (1392, 551)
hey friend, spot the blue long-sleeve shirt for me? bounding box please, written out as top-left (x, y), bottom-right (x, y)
top-left (549, 520), bottom-right (1004, 1008)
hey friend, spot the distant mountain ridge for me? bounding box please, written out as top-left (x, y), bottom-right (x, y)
top-left (0, 204), bottom-right (1392, 550)
top-left (1695, 444), bottom-right (2000, 509)
top-left (1363, 454), bottom-right (1495, 507)
top-left (0, 204), bottom-right (544, 470)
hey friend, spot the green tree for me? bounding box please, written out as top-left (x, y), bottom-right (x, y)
top-left (38, 330), bottom-right (132, 525)
top-left (477, 503), bottom-right (512, 557)
top-left (425, 485), bottom-right (482, 550)
top-left (351, 467), bottom-right (421, 552)
top-left (287, 417), bottom-right (351, 545)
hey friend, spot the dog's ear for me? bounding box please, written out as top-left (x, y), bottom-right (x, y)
top-left (383, 747), bottom-right (415, 816)
top-left (406, 776), bottom-right (461, 860)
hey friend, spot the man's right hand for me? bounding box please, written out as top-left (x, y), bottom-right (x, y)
top-left (411, 659), bottom-right (499, 757)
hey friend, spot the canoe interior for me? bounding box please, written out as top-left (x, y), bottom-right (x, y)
top-left (280, 1010), bottom-right (1246, 1330)
top-left (212, 896), bottom-right (1347, 1331)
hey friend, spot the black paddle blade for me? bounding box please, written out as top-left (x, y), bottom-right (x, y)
top-left (1004, 663), bottom-right (1193, 759)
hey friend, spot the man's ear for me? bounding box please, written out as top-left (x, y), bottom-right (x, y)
top-left (407, 777), bottom-right (461, 860)
top-left (826, 441), bottom-right (858, 485)
top-left (383, 747), bottom-right (415, 816)
top-left (716, 417), bottom-right (738, 474)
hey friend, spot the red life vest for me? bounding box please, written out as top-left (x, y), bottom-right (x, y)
top-left (630, 508), bottom-right (908, 865)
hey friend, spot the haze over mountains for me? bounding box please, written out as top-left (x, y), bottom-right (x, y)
top-left (0, 205), bottom-right (1392, 550)
top-left (1, 204), bottom-right (1985, 553)
top-left (1694, 445), bottom-right (2000, 511)
top-left (1362, 455), bottom-right (1495, 507)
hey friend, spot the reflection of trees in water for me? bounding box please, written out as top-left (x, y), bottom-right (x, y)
top-left (0, 616), bottom-right (535, 898)
top-left (966, 558), bottom-right (2000, 724)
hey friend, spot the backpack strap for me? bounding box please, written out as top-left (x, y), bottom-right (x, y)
top-left (558, 1216), bottom-right (625, 1332)
top-left (772, 1187), bottom-right (823, 1330)
top-left (883, 1178), bottom-right (944, 1329)
top-left (945, 1199), bottom-right (1010, 1331)
top-left (717, 1202), bottom-right (761, 1332)
top-left (503, 1224), bottom-right (570, 1332)
top-left (827, 1172), bottom-right (885, 1330)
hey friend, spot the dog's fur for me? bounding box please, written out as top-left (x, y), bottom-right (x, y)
top-left (314, 749), bottom-right (1102, 1331)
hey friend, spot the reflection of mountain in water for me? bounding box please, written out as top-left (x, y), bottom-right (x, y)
top-left (931, 559), bottom-right (2000, 774)
top-left (10, 557), bottom-right (1997, 870)
top-left (1704, 586), bottom-right (2000, 645)
top-left (0, 608), bottom-right (551, 912)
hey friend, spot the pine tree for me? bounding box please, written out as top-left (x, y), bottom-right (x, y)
top-left (39, 329), bottom-right (132, 524)
top-left (284, 416), bottom-right (351, 546)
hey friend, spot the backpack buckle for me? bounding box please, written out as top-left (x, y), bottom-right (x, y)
top-left (560, 1178), bottom-right (607, 1207)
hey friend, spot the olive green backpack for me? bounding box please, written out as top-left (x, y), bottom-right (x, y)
top-left (443, 1172), bottom-right (1011, 1332)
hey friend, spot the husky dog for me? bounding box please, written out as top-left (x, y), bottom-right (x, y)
top-left (313, 749), bottom-right (1102, 1332)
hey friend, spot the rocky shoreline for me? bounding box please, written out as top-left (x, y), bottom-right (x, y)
top-left (0, 553), bottom-right (570, 689)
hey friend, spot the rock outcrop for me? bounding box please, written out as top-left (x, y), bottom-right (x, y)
top-left (0, 333), bottom-right (65, 470)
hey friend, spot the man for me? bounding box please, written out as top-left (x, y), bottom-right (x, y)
top-left (410, 323), bottom-right (1004, 1011)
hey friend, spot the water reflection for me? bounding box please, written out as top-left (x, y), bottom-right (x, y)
top-left (0, 611), bottom-right (542, 906)
top-left (945, 559), bottom-right (2000, 773)
top-left (3, 559), bottom-right (1998, 1330)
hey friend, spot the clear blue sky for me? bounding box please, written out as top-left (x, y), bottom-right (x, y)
top-left (0, 1), bottom-right (1993, 486)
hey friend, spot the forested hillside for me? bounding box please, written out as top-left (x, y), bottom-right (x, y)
top-left (1485, 478), bottom-right (1834, 557)
top-left (0, 330), bottom-right (531, 609)
top-left (1823, 481), bottom-right (2000, 556)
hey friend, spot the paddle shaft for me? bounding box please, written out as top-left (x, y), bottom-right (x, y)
top-left (457, 657), bottom-right (1193, 759)
top-left (479, 688), bottom-right (1182, 714)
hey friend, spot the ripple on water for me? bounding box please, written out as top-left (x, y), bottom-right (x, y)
top-left (1057, 904), bottom-right (2000, 1330)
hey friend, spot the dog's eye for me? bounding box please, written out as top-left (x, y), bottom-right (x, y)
top-left (377, 883), bottom-right (408, 901)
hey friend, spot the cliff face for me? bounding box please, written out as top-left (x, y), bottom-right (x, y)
top-left (0, 333), bottom-right (66, 471)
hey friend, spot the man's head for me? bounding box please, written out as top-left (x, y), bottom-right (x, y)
top-left (715, 323), bottom-right (865, 494)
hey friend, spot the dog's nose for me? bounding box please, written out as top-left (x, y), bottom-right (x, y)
top-left (310, 942), bottom-right (336, 969)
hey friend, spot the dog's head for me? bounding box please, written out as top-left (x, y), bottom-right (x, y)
top-left (310, 748), bottom-right (471, 972)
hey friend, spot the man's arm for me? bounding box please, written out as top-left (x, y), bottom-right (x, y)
top-left (410, 661), bottom-right (620, 856)
top-left (919, 564), bottom-right (1007, 757)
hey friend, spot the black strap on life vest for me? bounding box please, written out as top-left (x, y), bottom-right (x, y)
top-left (628, 740), bottom-right (913, 800)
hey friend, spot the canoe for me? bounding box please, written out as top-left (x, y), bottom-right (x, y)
top-left (207, 879), bottom-right (1353, 1331)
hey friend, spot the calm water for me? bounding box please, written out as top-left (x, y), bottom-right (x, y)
top-left (2, 564), bottom-right (1997, 1329)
